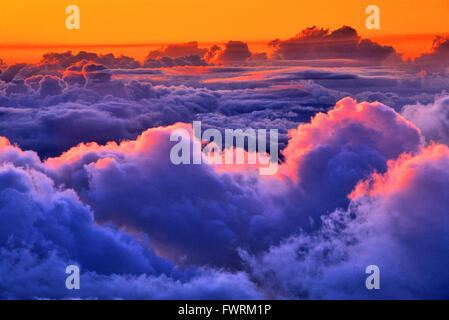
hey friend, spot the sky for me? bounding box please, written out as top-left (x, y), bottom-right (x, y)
top-left (1, 0), bottom-right (449, 63)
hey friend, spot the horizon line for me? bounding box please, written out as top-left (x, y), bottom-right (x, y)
top-left (1, 32), bottom-right (448, 50)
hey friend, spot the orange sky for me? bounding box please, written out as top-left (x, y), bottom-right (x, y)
top-left (0, 0), bottom-right (448, 63)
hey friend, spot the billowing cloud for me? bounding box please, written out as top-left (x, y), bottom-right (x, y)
top-left (0, 93), bottom-right (446, 298)
top-left (143, 55), bottom-right (208, 68)
top-left (0, 137), bottom-right (262, 299)
top-left (410, 36), bottom-right (449, 72)
top-left (0, 49), bottom-right (447, 162)
top-left (0, 29), bottom-right (448, 299)
top-left (273, 97), bottom-right (422, 236)
top-left (142, 42), bottom-right (209, 68)
top-left (402, 95), bottom-right (449, 145)
top-left (269, 26), bottom-right (397, 64)
top-left (243, 144), bottom-right (449, 299)
top-left (146, 42), bottom-right (208, 59)
top-left (0, 51), bottom-right (141, 83)
top-left (39, 51), bottom-right (141, 69)
top-left (210, 41), bottom-right (253, 64)
top-left (33, 98), bottom-right (422, 269)
top-left (0, 63), bottom-right (27, 82)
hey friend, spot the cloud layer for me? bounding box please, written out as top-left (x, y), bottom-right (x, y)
top-left (1, 26), bottom-right (449, 299)
top-left (1, 93), bottom-right (448, 298)
top-left (243, 143), bottom-right (449, 299)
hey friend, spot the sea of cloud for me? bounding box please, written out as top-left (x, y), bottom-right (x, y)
top-left (0, 26), bottom-right (449, 299)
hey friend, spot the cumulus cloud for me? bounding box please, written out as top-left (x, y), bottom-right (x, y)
top-left (243, 144), bottom-right (449, 299)
top-left (410, 36), bottom-right (449, 72)
top-left (209, 41), bottom-right (253, 64)
top-left (142, 42), bottom-right (209, 68)
top-left (0, 31), bottom-right (449, 299)
top-left (144, 41), bottom-right (255, 66)
top-left (28, 98), bottom-right (421, 269)
top-left (269, 26), bottom-right (397, 64)
top-left (40, 51), bottom-right (141, 69)
top-left (0, 93), bottom-right (447, 298)
top-left (0, 85), bottom-right (220, 157)
top-left (0, 51), bottom-right (142, 85)
top-left (146, 42), bottom-right (208, 59)
top-left (402, 95), bottom-right (449, 145)
top-left (272, 97), bottom-right (422, 235)
top-left (0, 63), bottom-right (27, 82)
top-left (0, 137), bottom-right (262, 299)
top-left (143, 55), bottom-right (208, 68)
top-left (42, 124), bottom-right (267, 266)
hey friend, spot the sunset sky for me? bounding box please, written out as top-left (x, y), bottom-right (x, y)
top-left (0, 0), bottom-right (448, 63)
top-left (1, 0), bottom-right (449, 300)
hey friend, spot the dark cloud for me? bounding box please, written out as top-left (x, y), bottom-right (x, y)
top-left (40, 51), bottom-right (141, 69)
top-left (211, 41), bottom-right (253, 64)
top-left (146, 42), bottom-right (208, 59)
top-left (0, 52), bottom-right (142, 83)
top-left (142, 42), bottom-right (209, 68)
top-left (143, 55), bottom-right (208, 68)
top-left (269, 26), bottom-right (397, 64)
top-left (410, 36), bottom-right (449, 72)
top-left (0, 63), bottom-right (27, 82)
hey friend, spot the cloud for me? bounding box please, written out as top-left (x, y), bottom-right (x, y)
top-left (402, 95), bottom-right (449, 145)
top-left (210, 41), bottom-right (253, 64)
top-left (143, 55), bottom-right (208, 68)
top-left (0, 34), bottom-right (448, 299)
top-left (40, 51), bottom-right (141, 69)
top-left (272, 97), bottom-right (422, 235)
top-left (0, 68), bottom-right (228, 157)
top-left (36, 98), bottom-right (423, 268)
top-left (410, 36), bottom-right (449, 72)
top-left (146, 42), bottom-right (208, 59)
top-left (42, 123), bottom-right (266, 267)
top-left (1, 27), bottom-right (447, 74)
top-left (243, 143), bottom-right (449, 299)
top-left (0, 137), bottom-right (262, 299)
top-left (0, 64), bottom-right (27, 82)
top-left (0, 92), bottom-right (446, 298)
top-left (0, 51), bottom-right (141, 83)
top-left (142, 42), bottom-right (209, 68)
top-left (269, 26), bottom-right (397, 64)
top-left (144, 41), bottom-right (255, 66)
top-left (0, 160), bottom-right (167, 298)
top-left (1, 54), bottom-right (446, 161)
top-left (38, 75), bottom-right (65, 97)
